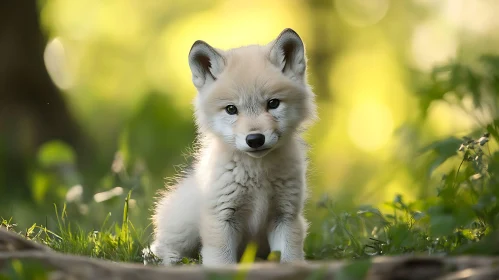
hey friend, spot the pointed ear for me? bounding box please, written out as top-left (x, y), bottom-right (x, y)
top-left (269, 28), bottom-right (306, 81)
top-left (188, 40), bottom-right (226, 89)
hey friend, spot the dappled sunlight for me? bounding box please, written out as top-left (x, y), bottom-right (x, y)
top-left (335, 0), bottom-right (390, 27)
top-left (410, 19), bottom-right (458, 71)
top-left (348, 100), bottom-right (394, 152)
top-left (93, 186), bottom-right (124, 203)
top-left (378, 171), bottom-right (418, 207)
top-left (44, 37), bottom-right (73, 90)
top-left (42, 0), bottom-right (143, 42)
top-left (319, 37), bottom-right (408, 153)
top-left (359, 171), bottom-right (417, 207)
top-left (65, 184), bottom-right (83, 203)
top-left (426, 100), bottom-right (477, 137)
top-left (440, 0), bottom-right (499, 35)
top-left (329, 36), bottom-right (411, 114)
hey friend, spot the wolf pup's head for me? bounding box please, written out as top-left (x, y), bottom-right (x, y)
top-left (188, 28), bottom-right (317, 158)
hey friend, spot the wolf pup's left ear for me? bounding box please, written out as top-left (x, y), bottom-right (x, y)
top-left (269, 28), bottom-right (306, 82)
top-left (188, 40), bottom-right (226, 90)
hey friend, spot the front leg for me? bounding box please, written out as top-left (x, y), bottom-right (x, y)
top-left (267, 176), bottom-right (308, 263)
top-left (200, 177), bottom-right (246, 266)
top-left (200, 209), bottom-right (241, 266)
top-left (268, 214), bottom-right (307, 263)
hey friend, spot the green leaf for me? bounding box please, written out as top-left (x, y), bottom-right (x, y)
top-left (420, 137), bottom-right (462, 156)
top-left (420, 137), bottom-right (462, 176)
top-left (37, 140), bottom-right (76, 167)
top-left (429, 214), bottom-right (455, 237)
top-left (31, 171), bottom-right (51, 204)
top-left (411, 211), bottom-right (425, 221)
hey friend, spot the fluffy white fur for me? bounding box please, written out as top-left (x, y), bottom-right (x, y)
top-left (148, 28), bottom-right (317, 266)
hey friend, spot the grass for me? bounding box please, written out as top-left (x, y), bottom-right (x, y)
top-left (2, 131), bottom-right (499, 267)
top-left (3, 195), bottom-right (150, 264)
top-left (307, 131), bottom-right (499, 260)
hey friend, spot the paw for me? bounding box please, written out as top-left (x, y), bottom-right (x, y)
top-left (280, 252), bottom-right (306, 264)
top-left (201, 246), bottom-right (236, 266)
top-left (145, 243), bottom-right (181, 266)
top-left (142, 247), bottom-right (161, 265)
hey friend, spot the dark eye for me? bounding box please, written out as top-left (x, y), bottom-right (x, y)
top-left (225, 105), bottom-right (238, 115)
top-left (267, 99), bottom-right (280, 110)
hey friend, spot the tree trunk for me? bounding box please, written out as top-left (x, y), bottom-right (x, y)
top-left (0, 0), bottom-right (86, 197)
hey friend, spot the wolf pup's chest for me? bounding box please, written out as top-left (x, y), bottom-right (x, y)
top-left (230, 161), bottom-right (272, 188)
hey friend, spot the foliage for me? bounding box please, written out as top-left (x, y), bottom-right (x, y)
top-left (305, 54), bottom-right (499, 261)
top-left (3, 54), bottom-right (499, 266)
top-left (307, 130), bottom-right (497, 260)
top-left (2, 192), bottom-right (148, 263)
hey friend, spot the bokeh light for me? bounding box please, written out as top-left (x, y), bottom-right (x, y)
top-left (348, 101), bottom-right (394, 152)
top-left (335, 0), bottom-right (390, 27)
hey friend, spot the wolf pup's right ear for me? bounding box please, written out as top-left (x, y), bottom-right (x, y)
top-left (269, 28), bottom-right (306, 82)
top-left (188, 40), bottom-right (226, 90)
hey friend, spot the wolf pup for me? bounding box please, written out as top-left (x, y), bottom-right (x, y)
top-left (149, 28), bottom-right (317, 266)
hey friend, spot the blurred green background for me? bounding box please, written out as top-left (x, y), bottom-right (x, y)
top-left (1, 0), bottom-right (499, 252)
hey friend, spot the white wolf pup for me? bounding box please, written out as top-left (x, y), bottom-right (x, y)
top-left (149, 28), bottom-right (317, 266)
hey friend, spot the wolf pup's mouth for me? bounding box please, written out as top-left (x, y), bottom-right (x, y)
top-left (246, 148), bottom-right (271, 158)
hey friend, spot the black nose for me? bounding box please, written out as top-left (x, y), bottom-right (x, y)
top-left (246, 133), bottom-right (265, 148)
